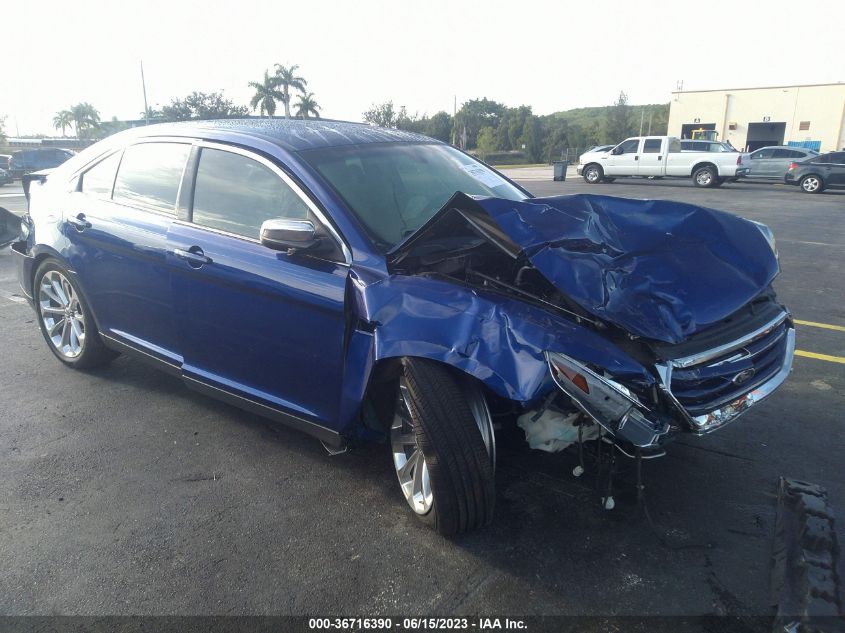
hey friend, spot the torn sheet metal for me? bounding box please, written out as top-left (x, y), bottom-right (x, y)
top-left (356, 272), bottom-right (654, 406)
top-left (389, 193), bottom-right (780, 344)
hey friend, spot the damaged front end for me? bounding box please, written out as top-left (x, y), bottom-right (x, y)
top-left (381, 192), bottom-right (795, 456)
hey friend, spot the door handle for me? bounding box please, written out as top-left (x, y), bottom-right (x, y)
top-left (172, 247), bottom-right (212, 268)
top-left (67, 213), bottom-right (91, 231)
top-left (658, 156), bottom-right (663, 161)
top-left (634, 155), bottom-right (639, 160)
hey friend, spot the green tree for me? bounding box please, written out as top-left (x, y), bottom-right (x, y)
top-left (139, 107), bottom-right (164, 121)
top-left (249, 70), bottom-right (284, 118)
top-left (53, 110), bottom-right (74, 136)
top-left (274, 64), bottom-right (307, 119)
top-left (475, 126), bottom-right (498, 161)
top-left (70, 103), bottom-right (101, 139)
top-left (519, 116), bottom-right (543, 163)
top-left (295, 92), bottom-right (321, 119)
top-left (363, 101), bottom-right (397, 128)
top-left (453, 98), bottom-right (506, 149)
top-left (162, 92), bottom-right (248, 121)
top-left (605, 91), bottom-right (631, 144)
top-left (424, 111), bottom-right (452, 142)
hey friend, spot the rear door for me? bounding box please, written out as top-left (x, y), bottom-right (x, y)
top-left (63, 141), bottom-right (190, 368)
top-left (637, 138), bottom-right (665, 176)
top-left (605, 138), bottom-right (641, 175)
top-left (168, 142), bottom-right (350, 430)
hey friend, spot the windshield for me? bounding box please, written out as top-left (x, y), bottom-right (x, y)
top-left (300, 142), bottom-right (526, 248)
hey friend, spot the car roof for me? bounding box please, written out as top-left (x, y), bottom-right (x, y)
top-left (129, 118), bottom-right (438, 152)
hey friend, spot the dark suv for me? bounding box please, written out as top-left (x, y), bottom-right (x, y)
top-left (8, 148), bottom-right (75, 179)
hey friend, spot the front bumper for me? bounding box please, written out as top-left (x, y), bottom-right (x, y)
top-left (576, 165), bottom-right (584, 176)
top-left (784, 173), bottom-right (798, 186)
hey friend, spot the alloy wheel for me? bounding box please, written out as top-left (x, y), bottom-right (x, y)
top-left (696, 170), bottom-right (713, 186)
top-left (38, 270), bottom-right (85, 359)
top-left (586, 167), bottom-right (600, 183)
top-left (391, 377), bottom-right (495, 515)
top-left (802, 176), bottom-right (820, 192)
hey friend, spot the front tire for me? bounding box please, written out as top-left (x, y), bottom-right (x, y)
top-left (799, 175), bottom-right (824, 194)
top-left (693, 165), bottom-right (718, 187)
top-left (34, 259), bottom-right (117, 369)
top-left (582, 164), bottom-right (604, 184)
top-left (391, 358), bottom-right (495, 535)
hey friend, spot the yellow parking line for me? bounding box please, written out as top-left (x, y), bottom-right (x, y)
top-left (795, 319), bottom-right (845, 333)
top-left (795, 350), bottom-right (845, 365)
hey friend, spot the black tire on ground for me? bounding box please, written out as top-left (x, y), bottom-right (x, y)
top-left (33, 259), bottom-right (118, 369)
top-left (712, 177), bottom-right (725, 187)
top-left (799, 175), bottom-right (825, 194)
top-left (601, 177), bottom-right (616, 183)
top-left (399, 358), bottom-right (495, 535)
top-left (582, 164), bottom-right (604, 184)
top-left (692, 165), bottom-right (718, 188)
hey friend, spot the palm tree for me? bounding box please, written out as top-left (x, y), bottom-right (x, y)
top-left (273, 64), bottom-right (307, 118)
top-left (140, 106), bottom-right (164, 121)
top-left (53, 110), bottom-right (74, 136)
top-left (248, 70), bottom-right (284, 118)
top-left (70, 103), bottom-right (101, 139)
top-left (295, 92), bottom-right (321, 119)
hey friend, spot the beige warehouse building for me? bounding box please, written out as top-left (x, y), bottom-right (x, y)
top-left (668, 83), bottom-right (845, 153)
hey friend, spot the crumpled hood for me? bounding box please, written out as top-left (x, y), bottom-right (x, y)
top-left (391, 193), bottom-right (780, 344)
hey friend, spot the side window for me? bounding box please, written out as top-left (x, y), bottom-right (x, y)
top-left (617, 139), bottom-right (640, 154)
top-left (680, 141), bottom-right (692, 151)
top-left (191, 148), bottom-right (311, 239)
top-left (751, 148), bottom-right (775, 160)
top-left (80, 152), bottom-right (122, 197)
top-left (813, 155), bottom-right (830, 164)
top-left (771, 149), bottom-right (793, 159)
top-left (829, 152), bottom-right (845, 164)
top-left (668, 138), bottom-right (682, 153)
top-left (642, 139), bottom-right (662, 153)
top-left (113, 143), bottom-right (190, 214)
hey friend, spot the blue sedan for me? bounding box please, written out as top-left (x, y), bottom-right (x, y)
top-left (11, 119), bottom-right (794, 534)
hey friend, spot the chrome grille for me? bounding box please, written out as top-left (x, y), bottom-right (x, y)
top-left (669, 319), bottom-right (790, 417)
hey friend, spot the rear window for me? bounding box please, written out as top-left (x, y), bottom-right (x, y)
top-left (81, 152), bottom-right (122, 198)
top-left (113, 143), bottom-right (190, 214)
top-left (642, 139), bottom-right (662, 153)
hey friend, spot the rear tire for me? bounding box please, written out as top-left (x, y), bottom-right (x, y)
top-left (799, 175), bottom-right (824, 194)
top-left (693, 165), bottom-right (718, 187)
top-left (582, 164), bottom-right (604, 184)
top-left (391, 358), bottom-right (495, 535)
top-left (33, 259), bottom-right (117, 369)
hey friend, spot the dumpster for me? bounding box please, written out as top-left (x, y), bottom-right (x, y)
top-left (553, 161), bottom-right (568, 181)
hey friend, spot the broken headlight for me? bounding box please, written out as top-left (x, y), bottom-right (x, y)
top-left (545, 351), bottom-right (668, 447)
top-left (750, 220), bottom-right (778, 259)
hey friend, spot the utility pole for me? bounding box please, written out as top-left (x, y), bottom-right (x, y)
top-left (141, 60), bottom-right (149, 125)
top-left (639, 109), bottom-right (645, 136)
top-left (647, 109), bottom-right (653, 136)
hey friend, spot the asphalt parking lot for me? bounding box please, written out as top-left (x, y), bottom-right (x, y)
top-left (0, 175), bottom-right (842, 621)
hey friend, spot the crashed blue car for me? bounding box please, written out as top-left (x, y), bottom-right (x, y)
top-left (11, 120), bottom-right (794, 534)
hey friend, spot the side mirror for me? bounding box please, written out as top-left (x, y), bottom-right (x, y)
top-left (611, 146), bottom-right (623, 155)
top-left (260, 218), bottom-right (318, 253)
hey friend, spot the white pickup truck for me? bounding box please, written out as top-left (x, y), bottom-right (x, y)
top-left (576, 136), bottom-right (742, 188)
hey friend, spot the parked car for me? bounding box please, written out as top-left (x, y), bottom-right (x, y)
top-left (577, 136), bottom-right (743, 187)
top-left (0, 154), bottom-right (11, 171)
top-left (680, 140), bottom-right (737, 153)
top-left (8, 147), bottom-right (75, 179)
top-left (784, 151), bottom-right (845, 193)
top-left (0, 167), bottom-right (13, 186)
top-left (737, 146), bottom-right (819, 181)
top-left (13, 120), bottom-right (793, 535)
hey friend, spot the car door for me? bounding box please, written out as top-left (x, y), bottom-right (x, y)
top-left (826, 152), bottom-right (845, 186)
top-left (63, 141), bottom-right (190, 368)
top-left (637, 138), bottom-right (664, 176)
top-left (168, 142), bottom-right (350, 429)
top-left (605, 138), bottom-right (641, 175)
top-left (747, 148), bottom-right (778, 178)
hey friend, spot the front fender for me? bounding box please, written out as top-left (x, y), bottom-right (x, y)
top-left (359, 274), bottom-right (653, 405)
